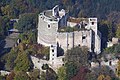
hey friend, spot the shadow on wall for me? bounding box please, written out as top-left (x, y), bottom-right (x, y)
top-left (57, 45), bottom-right (64, 57)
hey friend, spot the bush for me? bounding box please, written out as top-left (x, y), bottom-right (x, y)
top-left (42, 64), bottom-right (49, 70)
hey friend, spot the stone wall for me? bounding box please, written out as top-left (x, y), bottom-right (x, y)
top-left (56, 30), bottom-right (92, 52)
top-left (37, 15), bottom-right (58, 46)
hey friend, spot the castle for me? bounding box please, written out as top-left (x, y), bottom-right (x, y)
top-left (37, 5), bottom-right (101, 66)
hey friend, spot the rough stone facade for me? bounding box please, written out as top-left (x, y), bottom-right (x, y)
top-left (37, 5), bottom-right (101, 67)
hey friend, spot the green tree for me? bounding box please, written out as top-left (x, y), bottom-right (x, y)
top-left (65, 46), bottom-right (88, 67)
top-left (57, 66), bottom-right (67, 80)
top-left (64, 46), bottom-right (89, 79)
top-left (14, 51), bottom-right (32, 72)
top-left (65, 62), bottom-right (77, 79)
top-left (86, 72), bottom-right (97, 80)
top-left (0, 16), bottom-right (10, 36)
top-left (46, 68), bottom-right (58, 80)
top-left (40, 68), bottom-right (57, 80)
top-left (14, 71), bottom-right (30, 80)
top-left (0, 76), bottom-right (5, 80)
top-left (0, 16), bottom-right (4, 36)
top-left (17, 13), bottom-right (37, 32)
top-left (29, 69), bottom-right (40, 80)
top-left (116, 24), bottom-right (120, 38)
top-left (114, 44), bottom-right (120, 55)
top-left (2, 48), bottom-right (18, 70)
top-left (1, 5), bottom-right (12, 17)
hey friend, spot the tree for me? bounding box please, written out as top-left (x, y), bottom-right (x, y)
top-left (9, 0), bottom-right (29, 18)
top-left (85, 72), bottom-right (97, 80)
top-left (42, 64), bottom-right (49, 70)
top-left (17, 13), bottom-right (37, 32)
top-left (65, 62), bottom-right (78, 79)
top-left (91, 65), bottom-right (117, 80)
top-left (14, 71), bottom-right (30, 80)
top-left (104, 75), bottom-right (112, 80)
top-left (97, 74), bottom-right (105, 80)
top-left (107, 22), bottom-right (114, 41)
top-left (65, 46), bottom-right (88, 67)
top-left (0, 16), bottom-right (10, 36)
top-left (40, 68), bottom-right (57, 80)
top-left (40, 71), bottom-right (46, 80)
top-left (116, 60), bottom-right (120, 77)
top-left (29, 69), bottom-right (40, 80)
top-left (46, 68), bottom-right (58, 80)
top-left (97, 75), bottom-right (111, 80)
top-left (0, 76), bottom-right (5, 80)
top-left (18, 43), bottom-right (26, 51)
top-left (57, 66), bottom-right (67, 80)
top-left (116, 26), bottom-right (120, 38)
top-left (6, 71), bottom-right (15, 80)
top-left (14, 51), bottom-right (33, 72)
top-left (1, 5), bottom-right (12, 17)
top-left (64, 46), bottom-right (89, 79)
top-left (114, 44), bottom-right (120, 56)
top-left (2, 48), bottom-right (18, 70)
top-left (0, 16), bottom-right (4, 36)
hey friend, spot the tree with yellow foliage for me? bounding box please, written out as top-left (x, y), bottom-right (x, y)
top-left (116, 59), bottom-right (120, 77)
top-left (97, 74), bottom-right (105, 80)
top-left (116, 24), bottom-right (120, 38)
top-left (97, 74), bottom-right (111, 80)
top-left (1, 5), bottom-right (11, 17)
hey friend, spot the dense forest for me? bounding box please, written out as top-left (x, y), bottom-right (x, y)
top-left (0, 0), bottom-right (120, 19)
top-left (0, 0), bottom-right (120, 80)
top-left (0, 0), bottom-right (120, 40)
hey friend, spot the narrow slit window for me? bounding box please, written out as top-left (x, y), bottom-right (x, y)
top-left (48, 24), bottom-right (50, 28)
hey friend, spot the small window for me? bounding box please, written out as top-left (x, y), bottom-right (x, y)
top-left (53, 54), bottom-right (54, 56)
top-left (52, 58), bottom-right (54, 60)
top-left (78, 44), bottom-right (80, 46)
top-left (51, 45), bottom-right (53, 47)
top-left (68, 44), bottom-right (69, 46)
top-left (92, 22), bottom-right (94, 25)
top-left (52, 49), bottom-right (54, 52)
top-left (48, 24), bottom-right (50, 28)
top-left (85, 24), bottom-right (87, 26)
top-left (82, 36), bottom-right (86, 39)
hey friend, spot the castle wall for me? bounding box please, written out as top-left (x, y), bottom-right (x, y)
top-left (95, 31), bottom-right (101, 54)
top-left (37, 15), bottom-right (58, 46)
top-left (74, 30), bottom-right (92, 52)
top-left (56, 30), bottom-right (92, 52)
top-left (56, 32), bottom-right (68, 51)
